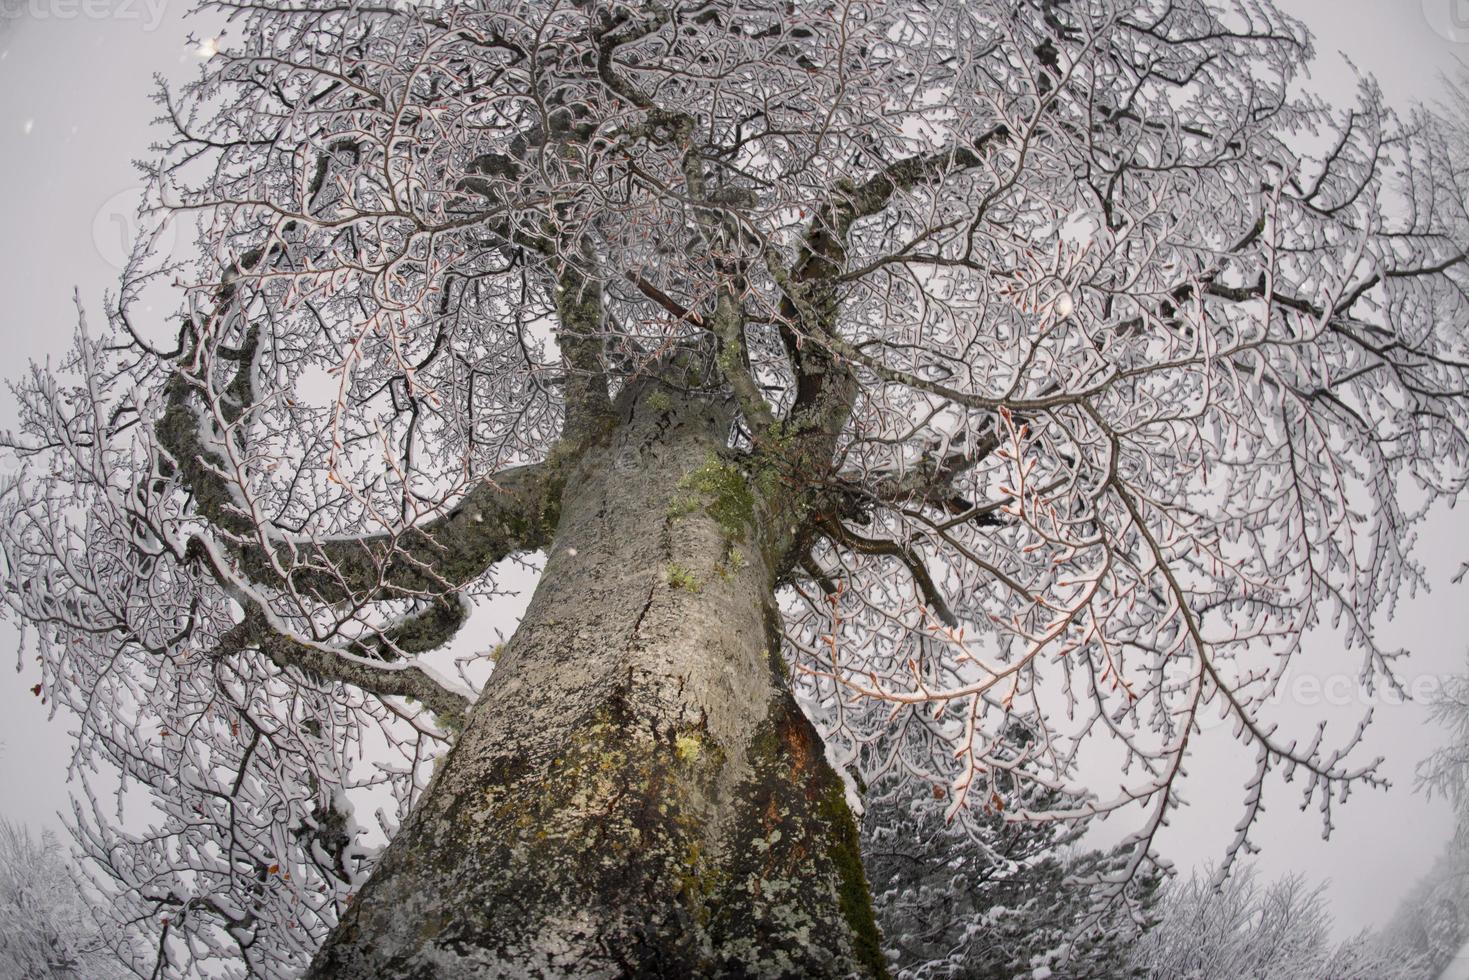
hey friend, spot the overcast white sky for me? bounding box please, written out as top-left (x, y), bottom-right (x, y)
top-left (0, 0), bottom-right (1465, 949)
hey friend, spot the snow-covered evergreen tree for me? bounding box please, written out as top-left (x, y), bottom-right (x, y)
top-left (860, 723), bottom-right (1159, 979)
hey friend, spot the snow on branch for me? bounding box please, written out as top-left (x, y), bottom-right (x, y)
top-left (2, 0), bottom-right (1468, 970)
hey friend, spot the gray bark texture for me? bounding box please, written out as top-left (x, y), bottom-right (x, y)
top-left (307, 384), bottom-right (886, 978)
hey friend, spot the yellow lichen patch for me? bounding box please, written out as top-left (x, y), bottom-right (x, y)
top-left (675, 732), bottom-right (703, 763)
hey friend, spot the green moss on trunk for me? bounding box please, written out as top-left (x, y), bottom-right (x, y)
top-left (706, 693), bottom-right (889, 979)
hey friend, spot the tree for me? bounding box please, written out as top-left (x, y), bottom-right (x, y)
top-left (0, 818), bottom-right (124, 979)
top-left (1384, 841), bottom-right (1469, 978)
top-left (860, 722), bottom-right (1158, 978)
top-left (1, 0), bottom-right (1466, 975)
top-left (1128, 864), bottom-right (1424, 980)
top-left (1383, 662), bottom-right (1469, 975)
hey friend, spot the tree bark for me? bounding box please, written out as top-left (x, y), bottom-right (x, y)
top-left (308, 385), bottom-right (886, 978)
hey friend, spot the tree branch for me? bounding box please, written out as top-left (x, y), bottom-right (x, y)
top-left (819, 517), bottom-right (959, 628)
top-left (192, 540), bottom-right (473, 728)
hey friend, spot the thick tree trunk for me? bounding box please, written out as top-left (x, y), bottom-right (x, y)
top-left (308, 387), bottom-right (886, 978)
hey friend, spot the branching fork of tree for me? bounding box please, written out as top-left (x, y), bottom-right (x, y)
top-left (2, 0), bottom-right (1468, 976)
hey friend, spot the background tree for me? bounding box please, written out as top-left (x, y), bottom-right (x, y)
top-left (0, 818), bottom-right (124, 979)
top-left (1381, 661), bottom-right (1469, 975)
top-left (1, 0), bottom-right (1467, 975)
top-left (1384, 839), bottom-right (1469, 979)
top-left (1129, 864), bottom-right (1424, 980)
top-left (860, 722), bottom-right (1158, 978)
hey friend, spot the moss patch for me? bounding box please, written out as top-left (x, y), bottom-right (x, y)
top-left (706, 695), bottom-right (889, 978)
top-left (668, 454), bottom-right (757, 542)
top-left (815, 768), bottom-right (887, 978)
top-left (714, 547), bottom-right (746, 583)
top-left (666, 562), bottom-right (702, 592)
